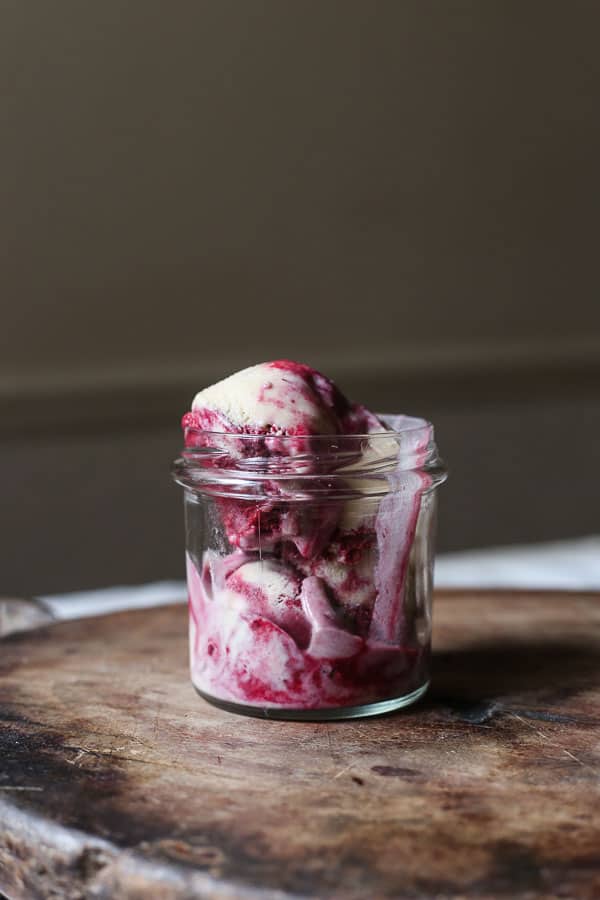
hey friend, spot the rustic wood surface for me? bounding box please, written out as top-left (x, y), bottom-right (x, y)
top-left (1, 591), bottom-right (599, 899)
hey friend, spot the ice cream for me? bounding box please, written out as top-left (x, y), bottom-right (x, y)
top-left (183, 360), bottom-right (382, 445)
top-left (178, 360), bottom-right (434, 712)
top-left (183, 360), bottom-right (384, 557)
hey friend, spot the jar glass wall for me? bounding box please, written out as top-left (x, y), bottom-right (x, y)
top-left (173, 417), bottom-right (446, 720)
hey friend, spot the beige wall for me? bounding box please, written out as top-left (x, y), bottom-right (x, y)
top-left (2, 2), bottom-right (600, 399)
top-left (2, 2), bottom-right (599, 592)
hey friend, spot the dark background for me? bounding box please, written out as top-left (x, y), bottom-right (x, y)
top-left (2, 2), bottom-right (599, 595)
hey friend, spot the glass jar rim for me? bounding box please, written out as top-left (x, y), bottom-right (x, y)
top-left (172, 413), bottom-right (447, 498)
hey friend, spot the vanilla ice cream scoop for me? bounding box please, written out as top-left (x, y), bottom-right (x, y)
top-left (225, 558), bottom-right (310, 649)
top-left (183, 359), bottom-right (387, 443)
top-left (181, 360), bottom-right (390, 556)
top-left (185, 360), bottom-right (339, 437)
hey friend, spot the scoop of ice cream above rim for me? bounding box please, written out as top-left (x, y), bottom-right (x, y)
top-left (178, 359), bottom-right (435, 710)
top-left (182, 359), bottom-right (384, 440)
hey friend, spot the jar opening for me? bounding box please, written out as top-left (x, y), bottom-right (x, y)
top-left (172, 414), bottom-right (447, 499)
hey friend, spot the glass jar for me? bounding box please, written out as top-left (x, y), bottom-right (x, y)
top-left (172, 416), bottom-right (446, 720)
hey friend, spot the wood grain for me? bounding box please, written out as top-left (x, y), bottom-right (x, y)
top-left (1, 591), bottom-right (599, 899)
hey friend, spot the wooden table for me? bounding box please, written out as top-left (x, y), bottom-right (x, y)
top-left (1, 591), bottom-right (599, 899)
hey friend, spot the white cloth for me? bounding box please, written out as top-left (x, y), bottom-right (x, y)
top-left (38, 536), bottom-right (600, 622)
top-left (434, 535), bottom-right (600, 590)
top-left (40, 581), bottom-right (185, 621)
